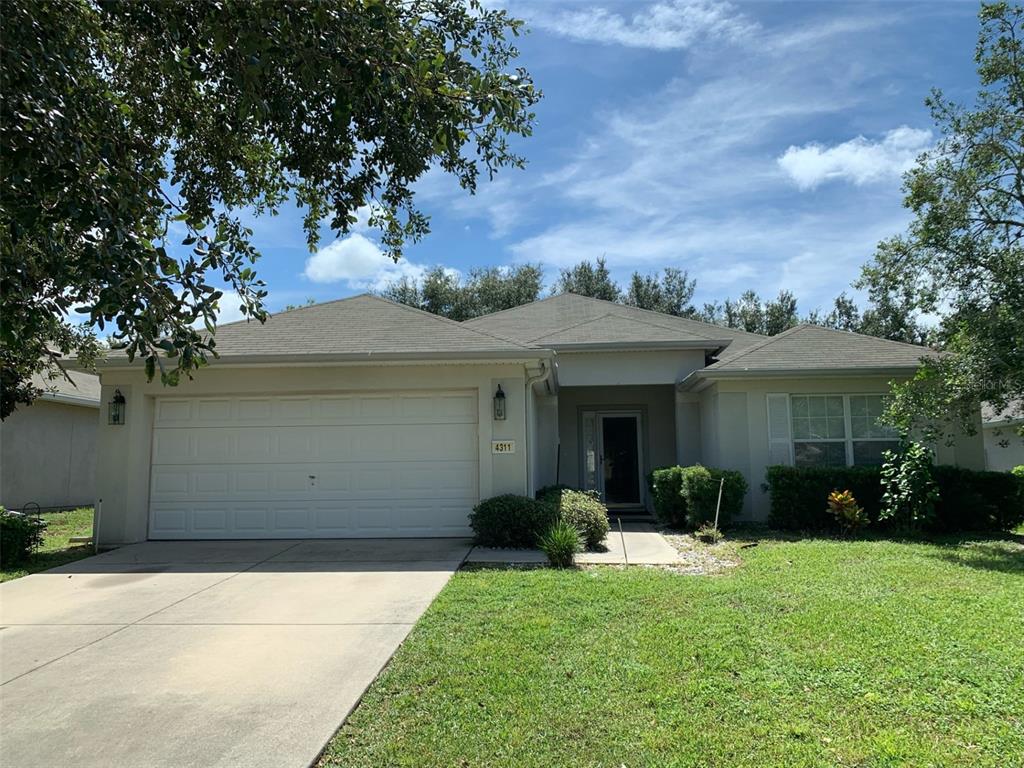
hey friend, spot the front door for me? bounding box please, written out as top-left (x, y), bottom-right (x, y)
top-left (581, 411), bottom-right (643, 507)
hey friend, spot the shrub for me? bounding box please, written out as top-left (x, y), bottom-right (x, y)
top-left (650, 465), bottom-right (748, 529)
top-left (765, 465), bottom-right (885, 530)
top-left (541, 488), bottom-right (609, 550)
top-left (680, 465), bottom-right (748, 529)
top-left (1012, 465), bottom-right (1024, 480)
top-left (695, 522), bottom-right (723, 544)
top-left (827, 490), bottom-right (869, 536)
top-left (765, 463), bottom-right (1024, 533)
top-left (469, 494), bottom-right (556, 548)
top-left (0, 508), bottom-right (42, 565)
top-left (930, 465), bottom-right (1024, 532)
top-left (880, 442), bottom-right (939, 530)
top-left (539, 520), bottom-right (582, 568)
top-left (648, 467), bottom-right (687, 527)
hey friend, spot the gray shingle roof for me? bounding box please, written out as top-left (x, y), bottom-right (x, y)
top-left (99, 294), bottom-right (538, 364)
top-left (212, 294), bottom-right (539, 358)
top-left (31, 369), bottom-right (100, 406)
top-left (463, 293), bottom-right (766, 353)
top-left (703, 324), bottom-right (936, 373)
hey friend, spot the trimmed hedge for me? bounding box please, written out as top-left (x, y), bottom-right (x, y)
top-left (469, 494), bottom-right (556, 548)
top-left (765, 465), bottom-right (1024, 533)
top-left (540, 488), bottom-right (609, 550)
top-left (649, 465), bottom-right (748, 530)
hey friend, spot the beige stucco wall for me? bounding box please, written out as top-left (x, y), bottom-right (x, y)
top-left (983, 425), bottom-right (1024, 472)
top-left (94, 362), bottom-right (530, 544)
top-left (531, 388), bottom-right (559, 493)
top-left (0, 400), bottom-right (98, 510)
top-left (555, 385), bottom-right (676, 508)
top-left (556, 349), bottom-right (706, 387)
top-left (700, 376), bottom-right (987, 521)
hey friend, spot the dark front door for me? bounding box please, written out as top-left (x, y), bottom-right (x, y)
top-left (601, 415), bottom-right (640, 505)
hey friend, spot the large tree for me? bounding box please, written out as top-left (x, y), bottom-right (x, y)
top-left (859, 1), bottom-right (1024, 440)
top-left (0, 0), bottom-right (539, 417)
top-left (380, 264), bottom-right (543, 321)
top-left (624, 267), bottom-right (698, 317)
top-left (552, 256), bottom-right (621, 302)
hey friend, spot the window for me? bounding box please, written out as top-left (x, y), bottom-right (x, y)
top-left (791, 394), bottom-right (899, 468)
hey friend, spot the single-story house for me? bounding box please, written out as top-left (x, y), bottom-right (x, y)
top-left (81, 293), bottom-right (983, 544)
top-left (0, 370), bottom-right (100, 511)
top-left (982, 401), bottom-right (1024, 472)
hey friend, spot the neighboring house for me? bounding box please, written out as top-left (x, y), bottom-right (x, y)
top-left (0, 370), bottom-right (100, 511)
top-left (981, 401), bottom-right (1024, 472)
top-left (80, 293), bottom-right (984, 544)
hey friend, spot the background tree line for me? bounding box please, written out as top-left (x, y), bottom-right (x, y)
top-left (379, 255), bottom-right (926, 343)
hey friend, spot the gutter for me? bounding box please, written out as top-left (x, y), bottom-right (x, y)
top-left (71, 348), bottom-right (554, 372)
top-left (548, 339), bottom-right (731, 353)
top-left (523, 358), bottom-right (555, 498)
top-left (40, 392), bottom-right (101, 409)
top-left (677, 365), bottom-right (922, 392)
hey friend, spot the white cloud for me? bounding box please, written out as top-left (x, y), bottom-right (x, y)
top-left (530, 0), bottom-right (757, 50)
top-left (303, 233), bottom-right (427, 290)
top-left (777, 126), bottom-right (932, 190)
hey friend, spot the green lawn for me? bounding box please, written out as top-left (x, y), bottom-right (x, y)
top-left (322, 534), bottom-right (1024, 768)
top-left (0, 507), bottom-right (94, 582)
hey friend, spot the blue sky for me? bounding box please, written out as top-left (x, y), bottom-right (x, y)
top-left (218, 0), bottom-right (981, 321)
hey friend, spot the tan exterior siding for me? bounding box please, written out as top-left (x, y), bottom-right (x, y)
top-left (0, 400), bottom-right (98, 510)
top-left (983, 425), bottom-right (1024, 472)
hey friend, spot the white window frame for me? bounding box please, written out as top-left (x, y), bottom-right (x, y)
top-left (791, 393), bottom-right (899, 468)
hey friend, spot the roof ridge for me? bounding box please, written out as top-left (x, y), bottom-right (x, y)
top-left (525, 312), bottom-right (618, 343)
top-left (361, 294), bottom-right (534, 350)
top-left (799, 323), bottom-right (934, 351)
top-left (461, 293), bottom-right (565, 326)
top-left (212, 293), bottom-right (368, 331)
top-left (707, 324), bottom-right (807, 368)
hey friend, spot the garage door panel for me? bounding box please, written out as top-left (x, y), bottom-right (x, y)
top-left (149, 423), bottom-right (476, 466)
top-left (149, 391), bottom-right (478, 538)
top-left (154, 393), bottom-right (477, 429)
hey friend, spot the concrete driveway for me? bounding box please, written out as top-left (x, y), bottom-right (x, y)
top-left (0, 538), bottom-right (471, 768)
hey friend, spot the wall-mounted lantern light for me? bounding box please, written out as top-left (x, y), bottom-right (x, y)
top-left (108, 389), bottom-right (126, 426)
top-left (493, 385), bottom-right (506, 421)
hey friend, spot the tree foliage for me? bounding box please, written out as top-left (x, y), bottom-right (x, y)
top-left (624, 268), bottom-right (698, 317)
top-left (552, 256), bottom-right (621, 302)
top-left (0, 0), bottom-right (539, 418)
top-left (859, 1), bottom-right (1024, 439)
top-left (380, 264), bottom-right (543, 321)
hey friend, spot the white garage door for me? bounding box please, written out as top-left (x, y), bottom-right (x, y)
top-left (148, 391), bottom-right (479, 539)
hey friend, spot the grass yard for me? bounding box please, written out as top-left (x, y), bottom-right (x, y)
top-left (0, 507), bottom-right (94, 582)
top-left (322, 534), bottom-right (1024, 768)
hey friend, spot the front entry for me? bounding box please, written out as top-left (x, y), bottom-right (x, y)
top-left (581, 410), bottom-right (643, 507)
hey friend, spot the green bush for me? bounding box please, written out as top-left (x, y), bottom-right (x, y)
top-left (469, 494), bottom-right (556, 548)
top-left (930, 465), bottom-right (1024, 532)
top-left (648, 467), bottom-right (687, 527)
top-left (765, 464), bottom-right (1024, 533)
top-left (880, 442), bottom-right (940, 530)
top-left (649, 465), bottom-right (748, 529)
top-left (0, 508), bottom-right (42, 565)
top-left (541, 488), bottom-right (609, 550)
top-left (680, 466), bottom-right (748, 529)
top-left (539, 520), bottom-right (581, 568)
top-left (1012, 465), bottom-right (1024, 480)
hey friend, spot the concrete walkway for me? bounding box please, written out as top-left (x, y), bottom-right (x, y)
top-left (466, 522), bottom-right (680, 565)
top-left (0, 538), bottom-right (471, 768)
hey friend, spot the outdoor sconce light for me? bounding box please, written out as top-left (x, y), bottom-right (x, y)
top-left (108, 389), bottom-right (126, 426)
top-left (493, 385), bottom-right (506, 421)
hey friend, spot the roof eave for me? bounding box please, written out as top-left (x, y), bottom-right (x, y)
top-left (39, 392), bottom-right (101, 408)
top-left (677, 365), bottom-right (919, 391)
top-left (79, 348), bottom-right (553, 371)
top-left (545, 340), bottom-right (730, 353)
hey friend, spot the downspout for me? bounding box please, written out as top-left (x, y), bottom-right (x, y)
top-left (524, 360), bottom-right (552, 498)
